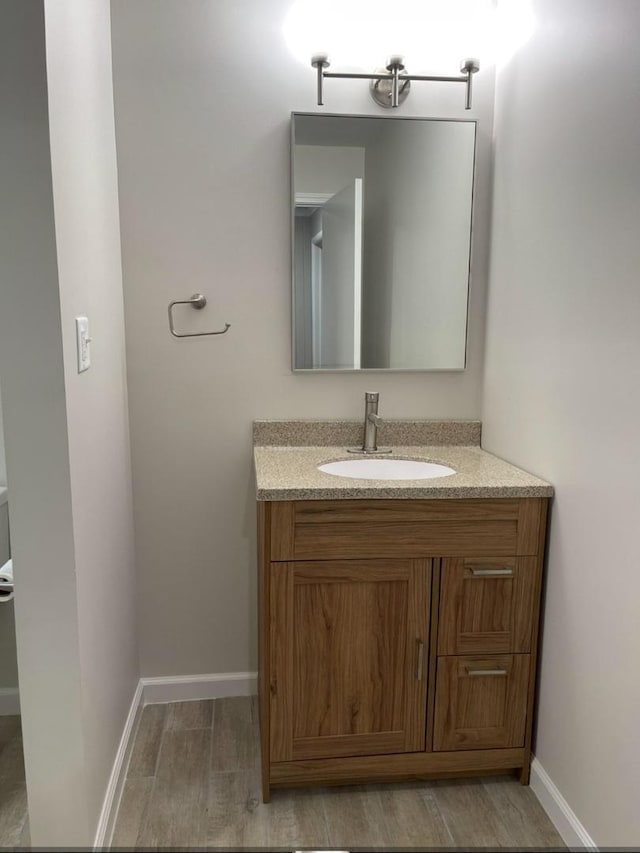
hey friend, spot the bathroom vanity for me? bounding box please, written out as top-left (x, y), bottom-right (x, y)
top-left (254, 421), bottom-right (553, 802)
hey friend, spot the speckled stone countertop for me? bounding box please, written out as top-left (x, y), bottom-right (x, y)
top-left (253, 421), bottom-right (553, 501)
top-left (253, 419), bottom-right (481, 447)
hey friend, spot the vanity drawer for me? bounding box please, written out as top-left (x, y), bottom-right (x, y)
top-left (269, 499), bottom-right (544, 561)
top-left (438, 556), bottom-right (541, 655)
top-left (433, 654), bottom-right (530, 752)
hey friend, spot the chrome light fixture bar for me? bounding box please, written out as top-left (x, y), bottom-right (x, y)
top-left (311, 54), bottom-right (480, 109)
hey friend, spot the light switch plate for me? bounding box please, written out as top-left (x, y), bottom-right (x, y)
top-left (75, 316), bottom-right (91, 372)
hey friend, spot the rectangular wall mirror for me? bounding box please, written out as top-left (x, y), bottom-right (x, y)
top-left (291, 113), bottom-right (477, 371)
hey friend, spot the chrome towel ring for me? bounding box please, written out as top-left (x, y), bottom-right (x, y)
top-left (168, 293), bottom-right (230, 338)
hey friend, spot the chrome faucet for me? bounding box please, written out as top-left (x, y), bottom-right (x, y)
top-left (364, 392), bottom-right (383, 452)
top-left (348, 391), bottom-right (391, 454)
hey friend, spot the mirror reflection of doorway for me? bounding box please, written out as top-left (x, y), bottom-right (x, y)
top-left (294, 178), bottom-right (364, 370)
top-left (311, 231), bottom-right (322, 368)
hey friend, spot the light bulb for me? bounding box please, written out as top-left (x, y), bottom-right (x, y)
top-left (283, 0), bottom-right (497, 72)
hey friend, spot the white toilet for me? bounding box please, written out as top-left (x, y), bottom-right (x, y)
top-left (0, 489), bottom-right (12, 600)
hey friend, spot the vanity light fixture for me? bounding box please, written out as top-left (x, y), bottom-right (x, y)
top-left (311, 54), bottom-right (480, 109)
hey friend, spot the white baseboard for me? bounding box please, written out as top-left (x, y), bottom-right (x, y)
top-left (530, 756), bottom-right (598, 849)
top-left (141, 671), bottom-right (257, 705)
top-left (93, 679), bottom-right (144, 850)
top-left (0, 687), bottom-right (20, 716)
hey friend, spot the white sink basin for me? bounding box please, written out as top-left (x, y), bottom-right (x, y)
top-left (318, 458), bottom-right (456, 481)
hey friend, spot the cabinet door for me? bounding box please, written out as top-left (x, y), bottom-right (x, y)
top-left (438, 556), bottom-right (539, 655)
top-left (433, 654), bottom-right (529, 751)
top-left (269, 559), bottom-right (430, 762)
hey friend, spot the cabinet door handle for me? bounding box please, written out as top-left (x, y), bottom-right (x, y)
top-left (415, 639), bottom-right (424, 681)
top-left (465, 667), bottom-right (507, 677)
top-left (468, 567), bottom-right (514, 577)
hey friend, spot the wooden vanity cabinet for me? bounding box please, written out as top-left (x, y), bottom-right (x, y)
top-left (258, 497), bottom-right (548, 802)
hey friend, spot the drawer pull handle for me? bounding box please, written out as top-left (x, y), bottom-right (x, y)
top-left (469, 567), bottom-right (514, 577)
top-left (466, 667), bottom-right (507, 677)
top-left (415, 639), bottom-right (424, 681)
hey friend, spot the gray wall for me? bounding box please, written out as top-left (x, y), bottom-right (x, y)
top-left (0, 582), bottom-right (19, 692)
top-left (0, 0), bottom-right (138, 844)
top-left (294, 145), bottom-right (365, 195)
top-left (111, 0), bottom-right (495, 677)
top-left (0, 2), bottom-right (90, 842)
top-left (0, 391), bottom-right (6, 486)
top-left (0, 613), bottom-right (18, 692)
top-left (482, 0), bottom-right (640, 846)
top-left (44, 0), bottom-right (139, 835)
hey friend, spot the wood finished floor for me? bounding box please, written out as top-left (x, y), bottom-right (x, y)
top-left (113, 696), bottom-right (565, 850)
top-left (0, 715), bottom-right (29, 848)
